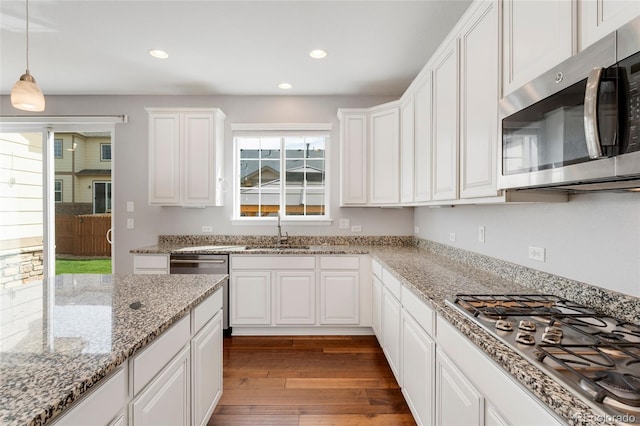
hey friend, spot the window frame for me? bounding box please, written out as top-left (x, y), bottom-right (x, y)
top-left (231, 123), bottom-right (332, 225)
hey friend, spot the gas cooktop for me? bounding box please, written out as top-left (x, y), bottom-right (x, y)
top-left (448, 294), bottom-right (640, 425)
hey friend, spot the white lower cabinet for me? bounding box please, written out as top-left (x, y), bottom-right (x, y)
top-left (275, 271), bottom-right (316, 325)
top-left (401, 310), bottom-right (435, 426)
top-left (371, 273), bottom-right (383, 341)
top-left (131, 346), bottom-right (191, 426)
top-left (230, 255), bottom-right (367, 332)
top-left (436, 317), bottom-right (564, 426)
top-left (435, 348), bottom-right (483, 426)
top-left (230, 271), bottom-right (271, 325)
top-left (191, 311), bottom-right (223, 426)
top-left (382, 286), bottom-right (402, 382)
top-left (133, 254), bottom-right (169, 274)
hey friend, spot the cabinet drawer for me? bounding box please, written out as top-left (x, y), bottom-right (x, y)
top-left (134, 255), bottom-right (169, 270)
top-left (53, 366), bottom-right (127, 426)
top-left (382, 268), bottom-right (401, 300)
top-left (193, 288), bottom-right (223, 334)
top-left (231, 256), bottom-right (315, 270)
top-left (320, 256), bottom-right (360, 270)
top-left (371, 259), bottom-right (383, 279)
top-left (401, 286), bottom-right (435, 337)
top-left (131, 314), bottom-right (190, 395)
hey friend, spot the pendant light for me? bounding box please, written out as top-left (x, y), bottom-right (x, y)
top-left (11, 0), bottom-right (45, 112)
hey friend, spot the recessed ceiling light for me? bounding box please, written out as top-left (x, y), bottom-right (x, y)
top-left (149, 49), bottom-right (169, 59)
top-left (309, 49), bottom-right (327, 59)
top-left (278, 83), bottom-right (293, 90)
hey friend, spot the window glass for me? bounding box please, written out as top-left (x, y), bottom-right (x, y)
top-left (236, 135), bottom-right (327, 219)
top-left (54, 180), bottom-right (63, 203)
top-left (54, 139), bottom-right (63, 159)
top-left (100, 143), bottom-right (111, 161)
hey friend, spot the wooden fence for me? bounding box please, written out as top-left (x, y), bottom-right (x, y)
top-left (55, 214), bottom-right (112, 257)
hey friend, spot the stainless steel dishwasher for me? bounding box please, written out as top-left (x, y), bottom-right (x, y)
top-left (169, 254), bottom-right (230, 335)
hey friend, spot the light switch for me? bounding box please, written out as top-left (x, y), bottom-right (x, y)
top-left (126, 201), bottom-right (134, 212)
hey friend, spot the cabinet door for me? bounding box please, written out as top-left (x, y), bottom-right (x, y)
top-left (191, 312), bottom-right (222, 426)
top-left (320, 271), bottom-right (360, 325)
top-left (382, 287), bottom-right (402, 383)
top-left (432, 41), bottom-right (459, 201)
top-left (148, 113), bottom-right (181, 205)
top-left (400, 97), bottom-right (415, 204)
top-left (370, 106), bottom-right (400, 205)
top-left (182, 113), bottom-right (215, 206)
top-left (230, 271), bottom-right (271, 325)
top-left (435, 349), bottom-right (482, 426)
top-left (579, 0), bottom-right (640, 51)
top-left (275, 271), bottom-right (316, 325)
top-left (401, 311), bottom-right (435, 426)
top-left (131, 346), bottom-right (190, 426)
top-left (339, 112), bottom-right (368, 205)
top-left (459, 0), bottom-right (499, 199)
top-left (502, 0), bottom-right (573, 96)
top-left (372, 275), bottom-right (383, 343)
top-left (413, 72), bottom-right (432, 203)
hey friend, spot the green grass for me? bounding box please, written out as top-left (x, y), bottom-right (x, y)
top-left (55, 259), bottom-right (112, 275)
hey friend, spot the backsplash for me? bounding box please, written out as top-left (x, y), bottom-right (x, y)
top-left (416, 238), bottom-right (640, 323)
top-left (158, 234), bottom-right (415, 247)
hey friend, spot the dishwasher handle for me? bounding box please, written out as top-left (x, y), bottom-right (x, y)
top-left (170, 259), bottom-right (226, 264)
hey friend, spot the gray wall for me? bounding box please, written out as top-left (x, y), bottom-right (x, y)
top-left (414, 193), bottom-right (640, 297)
top-left (0, 95), bottom-right (414, 273)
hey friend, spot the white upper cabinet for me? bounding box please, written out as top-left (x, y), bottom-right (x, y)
top-left (338, 103), bottom-right (401, 207)
top-left (432, 40), bottom-right (459, 202)
top-left (459, 0), bottom-right (500, 199)
top-left (579, 0), bottom-right (640, 51)
top-left (147, 108), bottom-right (225, 207)
top-left (338, 110), bottom-right (369, 206)
top-left (400, 96), bottom-right (415, 204)
top-left (413, 72), bottom-right (433, 203)
top-left (502, 0), bottom-right (574, 96)
top-left (370, 104), bottom-right (401, 205)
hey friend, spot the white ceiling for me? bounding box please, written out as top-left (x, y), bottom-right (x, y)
top-left (0, 0), bottom-right (472, 97)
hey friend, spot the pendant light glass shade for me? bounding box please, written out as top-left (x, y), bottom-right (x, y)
top-left (11, 71), bottom-right (45, 111)
top-left (11, 0), bottom-right (45, 112)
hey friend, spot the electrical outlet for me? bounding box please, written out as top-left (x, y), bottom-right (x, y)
top-left (339, 218), bottom-right (350, 229)
top-left (449, 232), bottom-right (456, 242)
top-left (351, 225), bottom-right (362, 232)
top-left (528, 246), bottom-right (546, 262)
top-left (414, 226), bottom-right (420, 234)
top-left (202, 226), bottom-right (213, 233)
top-left (127, 218), bottom-right (134, 229)
top-left (478, 226), bottom-right (485, 243)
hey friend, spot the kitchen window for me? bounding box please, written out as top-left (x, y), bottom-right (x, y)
top-left (232, 124), bottom-right (331, 223)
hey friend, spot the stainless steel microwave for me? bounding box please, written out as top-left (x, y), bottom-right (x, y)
top-left (498, 16), bottom-right (640, 191)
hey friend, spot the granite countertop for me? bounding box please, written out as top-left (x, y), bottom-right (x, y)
top-left (0, 273), bottom-right (226, 426)
top-left (131, 237), bottom-right (640, 425)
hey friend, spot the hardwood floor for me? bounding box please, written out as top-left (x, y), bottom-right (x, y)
top-left (208, 335), bottom-right (416, 426)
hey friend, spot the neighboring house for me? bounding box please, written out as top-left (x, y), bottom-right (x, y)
top-left (54, 132), bottom-right (112, 215)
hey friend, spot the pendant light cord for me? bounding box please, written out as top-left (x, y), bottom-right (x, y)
top-left (25, 0), bottom-right (30, 73)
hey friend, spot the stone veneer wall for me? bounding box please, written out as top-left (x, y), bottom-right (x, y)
top-left (0, 246), bottom-right (44, 289)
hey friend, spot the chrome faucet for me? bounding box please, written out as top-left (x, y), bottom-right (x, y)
top-left (277, 211), bottom-right (289, 245)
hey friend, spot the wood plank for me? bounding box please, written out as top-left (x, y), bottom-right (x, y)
top-left (299, 414), bottom-right (416, 426)
top-left (285, 378), bottom-right (399, 390)
top-left (209, 415), bottom-right (299, 426)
